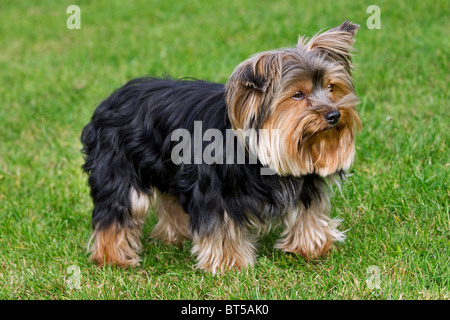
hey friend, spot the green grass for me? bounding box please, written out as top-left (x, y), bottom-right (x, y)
top-left (0, 0), bottom-right (448, 300)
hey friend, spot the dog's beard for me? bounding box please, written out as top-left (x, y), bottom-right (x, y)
top-left (252, 95), bottom-right (361, 177)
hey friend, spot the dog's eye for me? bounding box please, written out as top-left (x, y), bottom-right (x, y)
top-left (292, 91), bottom-right (305, 100)
top-left (327, 84), bottom-right (334, 92)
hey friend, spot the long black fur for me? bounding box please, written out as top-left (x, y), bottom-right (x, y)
top-left (81, 77), bottom-right (324, 235)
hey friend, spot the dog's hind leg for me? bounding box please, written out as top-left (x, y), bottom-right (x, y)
top-left (87, 185), bottom-right (150, 267)
top-left (82, 122), bottom-right (150, 267)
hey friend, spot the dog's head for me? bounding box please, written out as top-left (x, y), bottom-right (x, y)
top-left (226, 20), bottom-right (361, 177)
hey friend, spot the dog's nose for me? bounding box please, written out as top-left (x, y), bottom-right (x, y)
top-left (324, 110), bottom-right (341, 125)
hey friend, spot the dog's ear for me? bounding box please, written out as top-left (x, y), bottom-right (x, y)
top-left (298, 20), bottom-right (359, 73)
top-left (226, 51), bottom-right (282, 130)
top-left (229, 51), bottom-right (282, 92)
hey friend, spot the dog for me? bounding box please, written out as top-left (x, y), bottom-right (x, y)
top-left (81, 20), bottom-right (361, 274)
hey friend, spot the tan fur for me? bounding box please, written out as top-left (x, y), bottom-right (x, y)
top-left (226, 51), bottom-right (282, 130)
top-left (276, 196), bottom-right (346, 260)
top-left (88, 222), bottom-right (142, 267)
top-left (150, 192), bottom-right (190, 245)
top-left (88, 188), bottom-right (149, 267)
top-left (191, 212), bottom-right (257, 274)
top-left (298, 21), bottom-right (359, 74)
top-left (256, 99), bottom-right (360, 177)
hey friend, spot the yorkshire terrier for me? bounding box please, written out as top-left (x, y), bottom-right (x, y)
top-left (81, 20), bottom-right (361, 273)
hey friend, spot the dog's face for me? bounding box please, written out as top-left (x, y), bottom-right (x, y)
top-left (226, 21), bottom-right (361, 177)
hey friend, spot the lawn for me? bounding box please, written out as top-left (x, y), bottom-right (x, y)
top-left (0, 0), bottom-right (448, 300)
